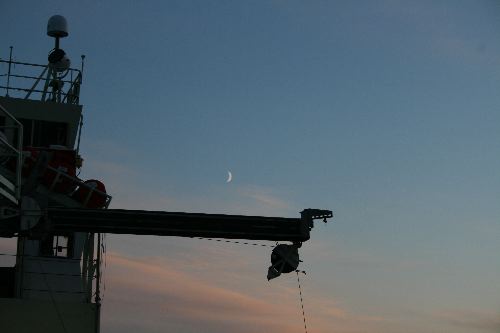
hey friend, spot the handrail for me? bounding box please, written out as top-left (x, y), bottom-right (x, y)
top-left (61, 72), bottom-right (81, 104)
top-left (0, 58), bottom-right (82, 105)
top-left (1, 73), bottom-right (77, 85)
top-left (0, 85), bottom-right (74, 98)
top-left (0, 59), bottom-right (52, 69)
top-left (0, 59), bottom-right (82, 76)
top-left (0, 102), bottom-right (22, 202)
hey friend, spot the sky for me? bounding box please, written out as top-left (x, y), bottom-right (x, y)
top-left (1, 0), bottom-right (500, 332)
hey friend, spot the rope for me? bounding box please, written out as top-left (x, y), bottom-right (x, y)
top-left (181, 237), bottom-right (317, 332)
top-left (190, 237), bottom-right (277, 248)
top-left (296, 270), bottom-right (308, 333)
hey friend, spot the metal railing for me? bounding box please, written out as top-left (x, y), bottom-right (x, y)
top-left (0, 59), bottom-right (82, 105)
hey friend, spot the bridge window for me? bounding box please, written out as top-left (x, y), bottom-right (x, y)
top-left (18, 118), bottom-right (68, 147)
top-left (39, 234), bottom-right (74, 258)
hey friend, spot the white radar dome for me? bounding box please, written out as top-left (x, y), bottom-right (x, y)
top-left (47, 15), bottom-right (68, 38)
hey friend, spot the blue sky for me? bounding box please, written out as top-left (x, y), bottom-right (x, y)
top-left (1, 1), bottom-right (500, 332)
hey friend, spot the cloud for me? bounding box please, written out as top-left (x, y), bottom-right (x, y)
top-left (378, 1), bottom-right (500, 67)
top-left (102, 253), bottom-right (307, 333)
top-left (242, 189), bottom-right (289, 210)
top-left (237, 184), bottom-right (293, 214)
top-left (100, 251), bottom-right (386, 333)
top-left (436, 310), bottom-right (500, 332)
top-left (81, 158), bottom-right (185, 211)
top-left (82, 147), bottom-right (297, 217)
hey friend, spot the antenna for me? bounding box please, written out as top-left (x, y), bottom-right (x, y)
top-left (47, 15), bottom-right (68, 48)
top-left (47, 15), bottom-right (70, 72)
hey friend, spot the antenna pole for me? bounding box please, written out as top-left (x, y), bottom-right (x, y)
top-left (80, 54), bottom-right (85, 82)
top-left (6, 46), bottom-right (13, 97)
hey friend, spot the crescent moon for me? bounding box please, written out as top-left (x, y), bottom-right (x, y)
top-left (226, 171), bottom-right (232, 183)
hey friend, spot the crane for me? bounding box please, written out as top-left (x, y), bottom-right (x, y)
top-left (0, 15), bottom-right (333, 333)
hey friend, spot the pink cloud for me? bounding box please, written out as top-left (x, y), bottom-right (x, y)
top-left (101, 252), bottom-right (376, 333)
top-left (97, 253), bottom-right (406, 333)
top-left (436, 310), bottom-right (500, 332)
top-left (103, 253), bottom-right (302, 332)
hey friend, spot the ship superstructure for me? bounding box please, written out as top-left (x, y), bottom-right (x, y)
top-left (0, 16), bottom-right (332, 333)
top-left (0, 15), bottom-right (109, 333)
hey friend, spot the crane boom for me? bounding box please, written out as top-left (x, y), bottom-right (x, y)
top-left (9, 208), bottom-right (332, 243)
top-left (47, 208), bottom-right (307, 241)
